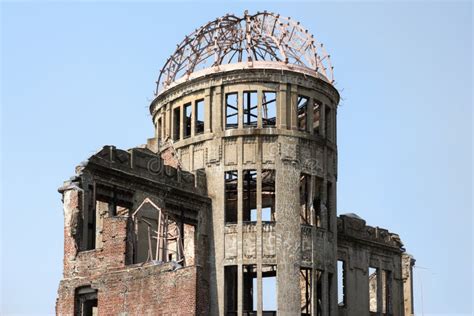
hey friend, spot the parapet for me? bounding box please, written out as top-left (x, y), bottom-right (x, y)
top-left (337, 213), bottom-right (405, 251)
top-left (59, 145), bottom-right (207, 196)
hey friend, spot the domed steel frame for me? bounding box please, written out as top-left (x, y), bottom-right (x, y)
top-left (155, 11), bottom-right (334, 95)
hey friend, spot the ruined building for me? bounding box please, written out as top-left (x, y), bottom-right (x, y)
top-left (56, 11), bottom-right (415, 316)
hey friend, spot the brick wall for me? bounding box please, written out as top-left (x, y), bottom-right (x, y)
top-left (57, 264), bottom-right (202, 315)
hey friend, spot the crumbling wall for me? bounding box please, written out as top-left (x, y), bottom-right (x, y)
top-left (56, 264), bottom-right (201, 316)
top-left (56, 145), bottom-right (211, 315)
top-left (337, 214), bottom-right (410, 316)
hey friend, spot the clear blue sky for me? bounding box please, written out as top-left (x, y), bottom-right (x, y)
top-left (1, 1), bottom-right (472, 315)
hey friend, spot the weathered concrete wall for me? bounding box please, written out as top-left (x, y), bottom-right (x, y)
top-left (337, 214), bottom-right (408, 316)
top-left (151, 68), bottom-right (340, 315)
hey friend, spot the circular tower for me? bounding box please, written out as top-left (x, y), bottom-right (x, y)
top-left (150, 12), bottom-right (340, 316)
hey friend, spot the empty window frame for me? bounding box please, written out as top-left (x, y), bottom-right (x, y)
top-left (382, 270), bottom-right (392, 315)
top-left (226, 93), bottom-right (239, 129)
top-left (262, 265), bottom-right (277, 313)
top-left (156, 117), bottom-right (162, 140)
top-left (262, 91), bottom-right (277, 127)
top-left (325, 106), bottom-right (332, 140)
top-left (184, 102), bottom-right (192, 138)
top-left (300, 174), bottom-right (313, 225)
top-left (85, 184), bottom-right (96, 250)
top-left (337, 260), bottom-right (347, 307)
top-left (369, 267), bottom-right (378, 313)
top-left (262, 170), bottom-right (276, 222)
top-left (243, 265), bottom-right (257, 314)
top-left (195, 99), bottom-right (205, 135)
top-left (313, 177), bottom-right (323, 228)
top-left (225, 171), bottom-right (238, 223)
top-left (173, 106), bottom-right (181, 141)
top-left (131, 200), bottom-right (190, 265)
top-left (243, 91), bottom-right (258, 127)
top-left (243, 170), bottom-right (257, 222)
top-left (75, 286), bottom-right (98, 316)
top-left (298, 95), bottom-right (309, 131)
top-left (225, 265), bottom-right (238, 315)
top-left (313, 100), bottom-right (321, 135)
top-left (300, 268), bottom-right (312, 316)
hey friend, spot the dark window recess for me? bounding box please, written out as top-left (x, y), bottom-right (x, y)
top-left (75, 286), bottom-right (98, 316)
top-left (243, 91), bottom-right (258, 127)
top-left (156, 117), bottom-right (162, 139)
top-left (326, 182), bottom-right (333, 231)
top-left (225, 265), bottom-right (238, 315)
top-left (243, 170), bottom-right (257, 222)
top-left (195, 99), bottom-right (205, 134)
top-left (226, 93), bottom-right (239, 129)
top-left (262, 170), bottom-right (276, 222)
top-left (243, 265), bottom-right (256, 314)
top-left (300, 174), bottom-right (313, 225)
top-left (298, 95), bottom-right (309, 131)
top-left (184, 103), bottom-right (192, 138)
top-left (325, 106), bottom-right (331, 140)
top-left (173, 107), bottom-right (181, 141)
top-left (313, 100), bottom-right (321, 135)
top-left (300, 268), bottom-right (312, 316)
top-left (225, 171), bottom-right (238, 223)
top-left (313, 177), bottom-right (323, 228)
top-left (262, 92), bottom-right (277, 127)
top-left (86, 185), bottom-right (96, 250)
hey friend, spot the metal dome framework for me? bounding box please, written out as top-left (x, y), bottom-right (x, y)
top-left (155, 11), bottom-right (334, 95)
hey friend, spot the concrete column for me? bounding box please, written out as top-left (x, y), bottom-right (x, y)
top-left (205, 88), bottom-right (212, 133)
top-left (290, 85), bottom-right (298, 130)
top-left (275, 160), bottom-right (300, 315)
top-left (278, 83), bottom-right (288, 129)
top-left (214, 85), bottom-right (223, 132)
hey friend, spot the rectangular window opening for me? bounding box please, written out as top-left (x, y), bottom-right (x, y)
top-left (225, 265), bottom-right (238, 315)
top-left (75, 286), bottom-right (98, 316)
top-left (263, 265), bottom-right (277, 314)
top-left (243, 170), bottom-right (257, 222)
top-left (226, 93), bottom-right (238, 129)
top-left (243, 91), bottom-right (258, 127)
top-left (325, 106), bottom-right (331, 140)
top-left (156, 117), bottom-right (162, 140)
top-left (173, 107), bottom-right (181, 141)
top-left (184, 103), bottom-right (192, 138)
top-left (313, 177), bottom-right (323, 228)
top-left (300, 268), bottom-right (312, 316)
top-left (382, 270), bottom-right (392, 315)
top-left (262, 170), bottom-right (276, 222)
top-left (262, 91), bottom-right (277, 127)
top-left (300, 174), bottom-right (313, 226)
top-left (195, 99), bottom-right (205, 135)
top-left (369, 267), bottom-right (378, 313)
top-left (85, 185), bottom-right (96, 250)
top-left (225, 171), bottom-right (238, 223)
top-left (298, 95), bottom-right (309, 131)
top-left (313, 100), bottom-right (321, 135)
top-left (243, 265), bottom-right (257, 314)
top-left (337, 260), bottom-right (346, 307)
